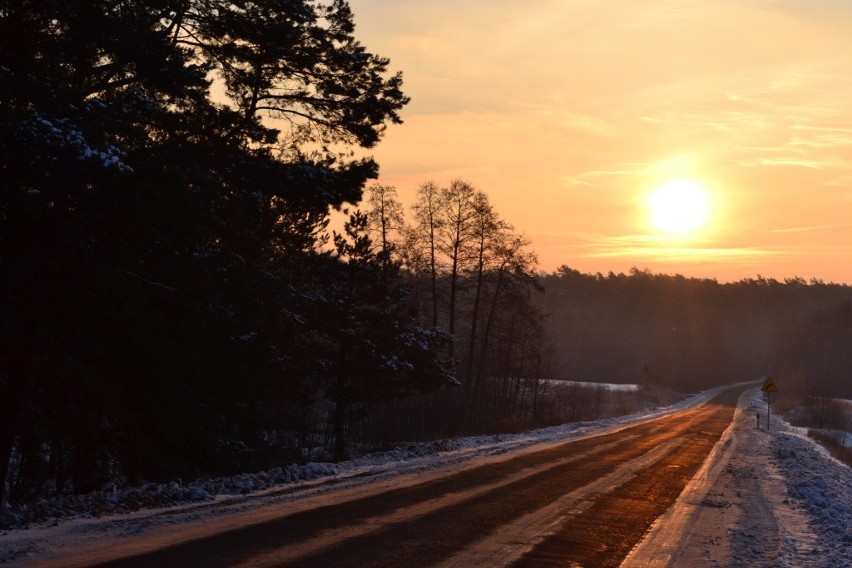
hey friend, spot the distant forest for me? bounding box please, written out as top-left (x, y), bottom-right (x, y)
top-left (538, 268), bottom-right (852, 399)
top-left (2, 1), bottom-right (850, 505)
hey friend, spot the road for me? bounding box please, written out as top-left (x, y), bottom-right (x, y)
top-left (59, 387), bottom-right (743, 568)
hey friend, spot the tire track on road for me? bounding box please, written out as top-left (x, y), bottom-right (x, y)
top-left (91, 388), bottom-right (743, 568)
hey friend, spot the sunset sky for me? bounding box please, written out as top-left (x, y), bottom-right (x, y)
top-left (347, 0), bottom-right (852, 283)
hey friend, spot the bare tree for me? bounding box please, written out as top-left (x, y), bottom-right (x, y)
top-left (364, 184), bottom-right (405, 260)
top-left (436, 180), bottom-right (480, 360)
top-left (411, 182), bottom-right (442, 327)
top-left (464, 192), bottom-right (502, 382)
top-left (475, 232), bottom-right (538, 389)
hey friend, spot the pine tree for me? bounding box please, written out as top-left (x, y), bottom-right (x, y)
top-left (0, 0), bottom-right (410, 497)
top-left (310, 211), bottom-right (456, 460)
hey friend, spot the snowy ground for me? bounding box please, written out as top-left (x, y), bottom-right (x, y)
top-left (1, 383), bottom-right (849, 566)
top-left (624, 388), bottom-right (852, 567)
top-left (542, 380), bottom-right (641, 391)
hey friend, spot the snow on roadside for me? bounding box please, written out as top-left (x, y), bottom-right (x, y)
top-left (0, 387), bottom-right (728, 537)
top-left (625, 388), bottom-right (851, 568)
top-left (12, 381), bottom-right (822, 567)
top-left (763, 390), bottom-right (852, 566)
top-left (2, 387), bottom-right (717, 532)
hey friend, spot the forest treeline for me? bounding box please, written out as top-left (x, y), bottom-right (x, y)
top-left (2, 1), bottom-right (849, 506)
top-left (538, 267), bottom-right (852, 399)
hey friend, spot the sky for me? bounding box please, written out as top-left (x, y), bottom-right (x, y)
top-left (347, 0), bottom-right (852, 283)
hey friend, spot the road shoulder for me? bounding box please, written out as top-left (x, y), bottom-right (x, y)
top-left (622, 387), bottom-right (830, 568)
top-left (621, 388), bottom-right (748, 567)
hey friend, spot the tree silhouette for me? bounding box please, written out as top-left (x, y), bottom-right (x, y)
top-left (0, 0), bottom-right (410, 498)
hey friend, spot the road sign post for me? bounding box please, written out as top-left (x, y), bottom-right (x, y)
top-left (761, 377), bottom-right (778, 431)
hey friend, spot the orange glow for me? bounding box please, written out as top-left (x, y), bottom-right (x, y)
top-left (349, 0), bottom-right (852, 283)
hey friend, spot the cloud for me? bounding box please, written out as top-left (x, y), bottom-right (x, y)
top-left (546, 234), bottom-right (778, 267)
top-left (561, 164), bottom-right (649, 186)
top-left (771, 223), bottom-right (852, 234)
top-left (349, 0), bottom-right (852, 282)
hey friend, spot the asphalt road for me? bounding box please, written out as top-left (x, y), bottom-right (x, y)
top-left (92, 387), bottom-right (742, 568)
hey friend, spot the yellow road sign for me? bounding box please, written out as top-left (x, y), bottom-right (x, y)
top-left (761, 377), bottom-right (778, 392)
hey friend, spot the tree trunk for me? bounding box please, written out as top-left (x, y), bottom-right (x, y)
top-left (447, 243), bottom-right (459, 360)
top-left (333, 395), bottom-right (347, 462)
top-left (0, 373), bottom-right (26, 503)
top-left (333, 357), bottom-right (349, 462)
top-left (50, 435), bottom-right (67, 497)
top-left (475, 268), bottom-right (506, 397)
top-left (429, 224), bottom-right (438, 328)
top-left (71, 418), bottom-right (101, 495)
top-left (465, 241), bottom-right (487, 385)
top-left (0, 419), bottom-right (16, 503)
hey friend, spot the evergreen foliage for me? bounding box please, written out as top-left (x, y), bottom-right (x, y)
top-left (0, 0), bottom-right (441, 501)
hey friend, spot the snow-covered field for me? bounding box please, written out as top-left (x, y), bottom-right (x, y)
top-left (543, 380), bottom-right (641, 391)
top-left (1, 383), bottom-right (849, 567)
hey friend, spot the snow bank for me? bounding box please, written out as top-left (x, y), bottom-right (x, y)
top-left (0, 386), bottom-right (719, 531)
top-left (769, 403), bottom-right (852, 564)
top-left (542, 380), bottom-right (641, 391)
top-left (0, 463), bottom-right (340, 530)
top-left (8, 381), bottom-right (846, 567)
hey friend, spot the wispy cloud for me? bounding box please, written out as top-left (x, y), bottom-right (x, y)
top-left (561, 164), bottom-right (650, 186)
top-left (771, 223), bottom-right (852, 234)
top-left (351, 0), bottom-right (852, 282)
top-left (576, 234), bottom-right (776, 263)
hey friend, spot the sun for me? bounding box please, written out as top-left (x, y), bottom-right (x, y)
top-left (647, 179), bottom-right (709, 234)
